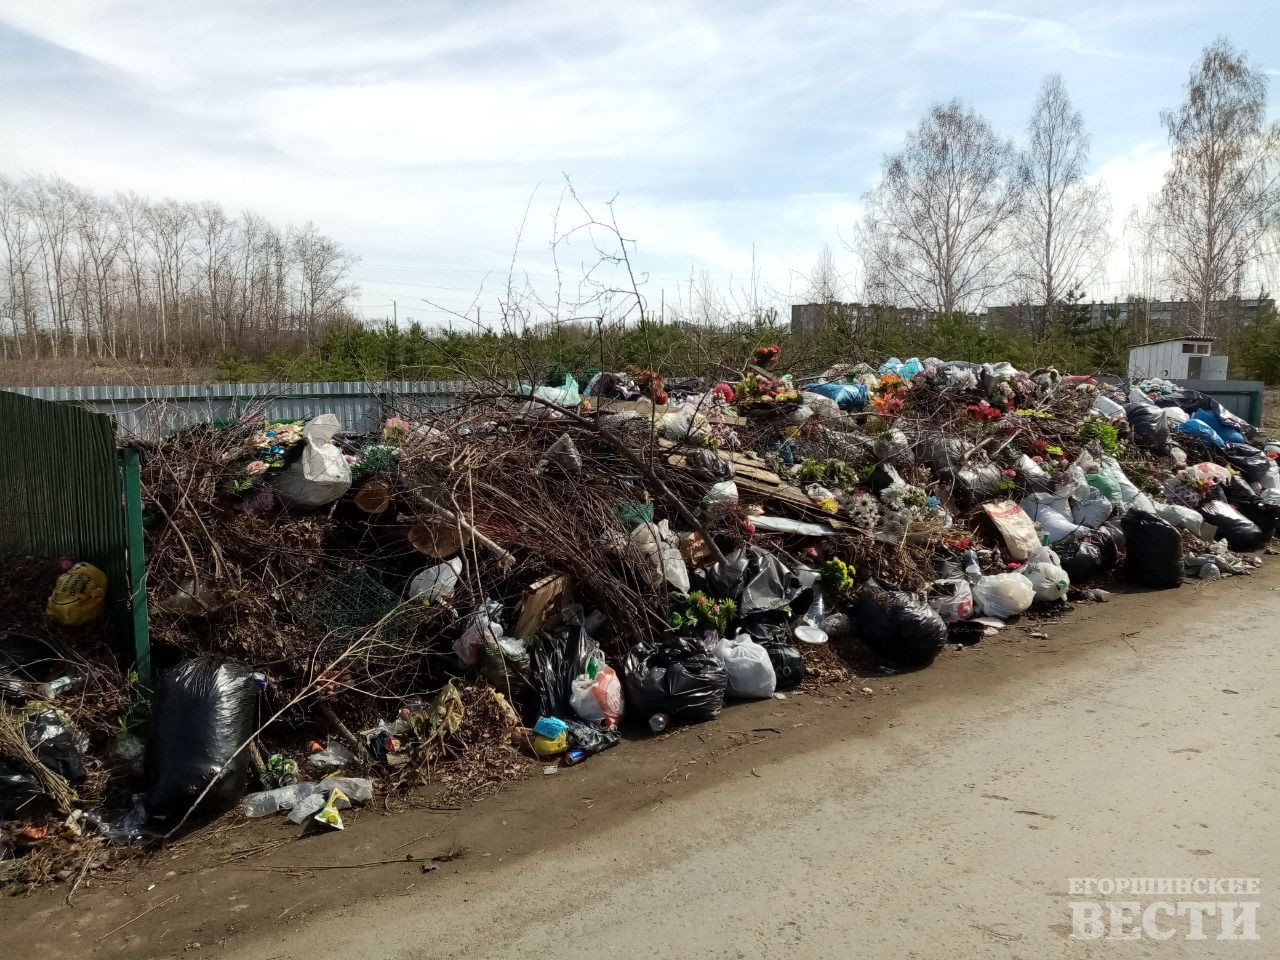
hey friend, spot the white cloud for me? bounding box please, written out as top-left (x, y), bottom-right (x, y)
top-left (0, 0), bottom-right (1276, 323)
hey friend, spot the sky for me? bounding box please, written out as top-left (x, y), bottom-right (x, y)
top-left (0, 1), bottom-right (1277, 329)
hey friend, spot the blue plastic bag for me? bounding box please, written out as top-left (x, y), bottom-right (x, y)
top-left (1177, 417), bottom-right (1225, 448)
top-left (1191, 408), bottom-right (1246, 445)
top-left (878, 357), bottom-right (904, 376)
top-left (806, 382), bottom-right (868, 411)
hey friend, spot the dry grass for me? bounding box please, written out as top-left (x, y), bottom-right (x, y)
top-left (0, 358), bottom-right (217, 388)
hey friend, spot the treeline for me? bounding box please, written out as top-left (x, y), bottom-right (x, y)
top-left (218, 297), bottom-right (1221, 385)
top-left (0, 175), bottom-right (359, 363)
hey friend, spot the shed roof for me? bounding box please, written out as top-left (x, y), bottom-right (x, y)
top-left (1132, 336), bottom-right (1216, 348)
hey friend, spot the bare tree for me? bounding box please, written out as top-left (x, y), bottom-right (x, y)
top-left (0, 176), bottom-right (39, 357)
top-left (805, 244), bottom-right (844, 304)
top-left (195, 201), bottom-right (235, 352)
top-left (859, 99), bottom-right (1023, 316)
top-left (293, 221), bottom-right (358, 347)
top-left (0, 176), bottom-right (360, 365)
top-left (1015, 74), bottom-right (1111, 336)
top-left (1155, 38), bottom-right (1280, 335)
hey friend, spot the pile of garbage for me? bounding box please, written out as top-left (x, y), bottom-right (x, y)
top-left (3, 351), bottom-right (1277, 888)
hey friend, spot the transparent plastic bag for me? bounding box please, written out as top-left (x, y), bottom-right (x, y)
top-left (409, 557), bottom-right (463, 603)
top-left (714, 635), bottom-right (777, 699)
top-left (972, 573), bottom-right (1035, 619)
top-left (929, 579), bottom-right (973, 622)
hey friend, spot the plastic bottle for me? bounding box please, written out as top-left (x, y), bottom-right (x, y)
top-left (648, 713), bottom-right (670, 733)
top-left (36, 676), bottom-right (81, 699)
top-left (240, 783), bottom-right (313, 817)
top-left (963, 551), bottom-right (983, 584)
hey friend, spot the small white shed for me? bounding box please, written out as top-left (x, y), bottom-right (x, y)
top-left (1127, 337), bottom-right (1228, 381)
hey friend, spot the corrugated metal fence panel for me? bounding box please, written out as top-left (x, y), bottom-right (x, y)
top-left (5, 380), bottom-right (494, 438)
top-left (0, 391), bottom-right (129, 630)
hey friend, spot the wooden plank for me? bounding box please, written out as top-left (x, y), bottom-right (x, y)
top-left (512, 574), bottom-right (573, 638)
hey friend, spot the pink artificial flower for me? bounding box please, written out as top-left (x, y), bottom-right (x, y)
top-left (245, 460), bottom-right (269, 476)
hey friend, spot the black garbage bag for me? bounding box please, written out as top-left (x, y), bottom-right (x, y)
top-left (562, 718), bottom-right (620, 756)
top-left (917, 436), bottom-right (971, 471)
top-left (734, 611), bottom-right (792, 645)
top-left (622, 638), bottom-right (728, 725)
top-left (1222, 478), bottom-right (1280, 540)
top-left (1101, 519), bottom-right (1126, 552)
top-left (854, 583), bottom-right (948, 667)
top-left (1125, 403), bottom-right (1170, 449)
top-left (528, 616), bottom-right (587, 724)
top-left (700, 546), bottom-right (803, 617)
top-left (1212, 402), bottom-right (1256, 439)
top-left (685, 448), bottom-right (734, 482)
top-left (1154, 392), bottom-right (1255, 438)
top-left (1058, 538), bottom-right (1100, 583)
top-left (868, 463), bottom-right (904, 495)
top-left (26, 708), bottom-right (85, 783)
top-left (0, 759), bottom-right (43, 816)
top-left (948, 620), bottom-right (987, 646)
top-left (759, 642), bottom-right (804, 691)
top-left (1058, 527), bottom-right (1119, 585)
top-left (1152, 390), bottom-right (1215, 414)
top-left (0, 629), bottom-right (65, 682)
top-left (1121, 510), bottom-right (1183, 589)
top-left (1221, 443), bottom-right (1272, 485)
top-left (943, 462), bottom-right (1003, 511)
top-left (1199, 500), bottom-right (1267, 552)
top-left (144, 657), bottom-right (258, 823)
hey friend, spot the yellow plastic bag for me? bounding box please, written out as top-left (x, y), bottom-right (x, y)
top-left (313, 787), bottom-right (349, 831)
top-left (531, 731), bottom-right (567, 757)
top-left (46, 563), bottom-right (108, 627)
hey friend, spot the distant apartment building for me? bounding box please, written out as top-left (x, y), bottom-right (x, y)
top-left (789, 302), bottom-right (929, 340)
top-left (986, 297), bottom-right (1267, 334)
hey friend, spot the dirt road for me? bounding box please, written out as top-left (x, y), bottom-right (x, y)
top-left (7, 569), bottom-right (1279, 958)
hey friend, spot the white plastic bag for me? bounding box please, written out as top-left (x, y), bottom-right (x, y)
top-left (570, 661), bottom-right (625, 725)
top-left (1020, 562), bottom-right (1070, 603)
top-left (1016, 454), bottom-right (1048, 480)
top-left (1072, 489), bottom-right (1114, 529)
top-left (628, 521), bottom-right (690, 592)
top-left (409, 557), bottom-right (463, 603)
top-left (1020, 493), bottom-right (1079, 543)
top-left (273, 414), bottom-right (352, 507)
top-left (714, 635), bottom-right (777, 699)
top-left (453, 599), bottom-right (503, 665)
top-left (702, 480), bottom-right (740, 516)
top-left (972, 573), bottom-right (1035, 619)
top-left (1026, 544), bottom-right (1061, 567)
top-left (658, 409), bottom-right (709, 444)
top-left (1053, 465), bottom-right (1090, 500)
top-left (1154, 502), bottom-right (1206, 535)
top-left (929, 579), bottom-right (973, 622)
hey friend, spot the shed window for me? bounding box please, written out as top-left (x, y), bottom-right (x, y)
top-left (1182, 343), bottom-right (1195, 353)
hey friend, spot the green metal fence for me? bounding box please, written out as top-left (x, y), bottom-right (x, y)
top-left (0, 390), bottom-right (148, 678)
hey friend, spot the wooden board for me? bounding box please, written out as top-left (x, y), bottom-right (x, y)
top-left (512, 574), bottom-right (573, 639)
